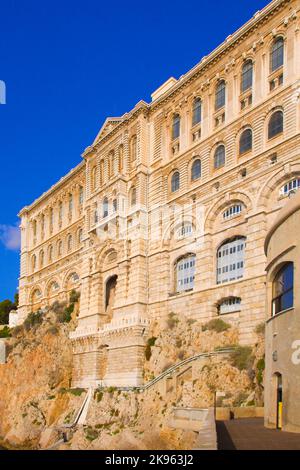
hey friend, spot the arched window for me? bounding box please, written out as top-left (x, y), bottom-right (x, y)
top-left (108, 150), bottom-right (114, 177)
top-left (223, 204), bottom-right (243, 220)
top-left (68, 193), bottom-right (73, 214)
top-left (215, 80), bottom-right (226, 110)
top-left (49, 208), bottom-right (54, 231)
top-left (32, 254), bottom-right (36, 272)
top-left (191, 159), bottom-right (201, 181)
top-left (67, 234), bottom-right (72, 252)
top-left (48, 245), bottom-right (53, 262)
top-left (241, 60), bottom-right (253, 93)
top-left (268, 110), bottom-right (283, 139)
top-left (100, 160), bottom-right (104, 185)
top-left (118, 145), bottom-right (123, 173)
top-left (57, 240), bottom-right (62, 257)
top-left (218, 297), bottom-right (241, 315)
top-left (131, 187), bottom-right (136, 206)
top-left (172, 114), bottom-right (180, 140)
top-left (175, 254), bottom-right (196, 292)
top-left (214, 145), bottom-right (225, 169)
top-left (59, 201), bottom-right (63, 222)
top-left (239, 129), bottom-right (253, 154)
top-left (271, 37), bottom-right (284, 72)
top-left (131, 135), bottom-right (137, 162)
top-left (176, 222), bottom-right (193, 239)
top-left (272, 263), bottom-right (293, 316)
top-left (39, 250), bottom-right (44, 268)
top-left (79, 186), bottom-right (84, 206)
top-left (217, 237), bottom-right (246, 284)
top-left (103, 197), bottom-right (108, 218)
top-left (192, 98), bottom-right (202, 126)
top-left (41, 214), bottom-right (45, 233)
top-left (78, 228), bottom-right (83, 243)
top-left (32, 220), bottom-right (37, 237)
top-left (171, 171), bottom-right (180, 192)
top-left (91, 166), bottom-right (97, 191)
top-left (280, 178), bottom-right (300, 196)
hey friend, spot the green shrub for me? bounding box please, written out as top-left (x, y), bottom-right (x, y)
top-left (69, 289), bottom-right (80, 304)
top-left (57, 303), bottom-right (74, 323)
top-left (69, 387), bottom-right (85, 396)
top-left (0, 326), bottom-right (11, 338)
top-left (233, 391), bottom-right (248, 407)
top-left (202, 318), bottom-right (231, 333)
top-left (51, 301), bottom-right (66, 314)
top-left (95, 390), bottom-right (103, 402)
top-left (145, 336), bottom-right (157, 361)
top-left (255, 322), bottom-right (265, 335)
top-left (256, 357), bottom-right (265, 385)
top-left (84, 427), bottom-right (99, 441)
top-left (24, 310), bottom-right (43, 331)
top-left (230, 346), bottom-right (254, 371)
top-left (12, 324), bottom-right (24, 337)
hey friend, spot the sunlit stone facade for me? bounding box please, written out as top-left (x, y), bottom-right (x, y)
top-left (17, 0), bottom-right (300, 387)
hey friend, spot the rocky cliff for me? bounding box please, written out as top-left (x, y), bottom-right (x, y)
top-left (0, 307), bottom-right (265, 450)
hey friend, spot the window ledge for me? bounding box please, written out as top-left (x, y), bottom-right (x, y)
top-left (267, 307), bottom-right (294, 323)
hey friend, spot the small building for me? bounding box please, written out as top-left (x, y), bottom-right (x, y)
top-left (264, 190), bottom-right (300, 433)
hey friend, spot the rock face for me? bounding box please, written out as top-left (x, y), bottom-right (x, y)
top-left (0, 309), bottom-right (265, 449)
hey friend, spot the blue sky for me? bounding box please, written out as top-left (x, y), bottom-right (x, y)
top-left (0, 0), bottom-right (268, 300)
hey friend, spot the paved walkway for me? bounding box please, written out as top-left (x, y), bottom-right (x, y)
top-left (216, 418), bottom-right (300, 450)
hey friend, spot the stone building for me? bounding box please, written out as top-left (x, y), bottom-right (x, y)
top-left (264, 190), bottom-right (300, 433)
top-left (16, 0), bottom-right (300, 387)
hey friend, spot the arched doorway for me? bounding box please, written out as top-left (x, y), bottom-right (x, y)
top-left (105, 275), bottom-right (118, 318)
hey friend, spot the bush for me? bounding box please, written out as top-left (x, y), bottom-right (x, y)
top-left (94, 390), bottom-right (103, 402)
top-left (233, 391), bottom-right (248, 407)
top-left (0, 298), bottom-right (17, 325)
top-left (47, 326), bottom-right (59, 335)
top-left (145, 336), bottom-right (157, 361)
top-left (51, 301), bottom-right (66, 314)
top-left (202, 318), bottom-right (231, 333)
top-left (255, 322), bottom-right (265, 335)
top-left (57, 303), bottom-right (74, 323)
top-left (69, 387), bottom-right (85, 396)
top-left (167, 312), bottom-right (179, 330)
top-left (256, 357), bottom-right (265, 385)
top-left (24, 310), bottom-right (43, 331)
top-left (0, 326), bottom-right (11, 338)
top-left (69, 289), bottom-right (80, 304)
top-left (12, 324), bottom-right (24, 337)
top-left (84, 426), bottom-right (99, 442)
top-left (230, 346), bottom-right (254, 371)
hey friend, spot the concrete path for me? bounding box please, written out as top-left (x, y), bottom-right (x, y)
top-left (216, 418), bottom-right (300, 450)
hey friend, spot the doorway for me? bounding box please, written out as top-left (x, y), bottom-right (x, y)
top-left (276, 373), bottom-right (283, 430)
top-left (105, 275), bottom-right (118, 316)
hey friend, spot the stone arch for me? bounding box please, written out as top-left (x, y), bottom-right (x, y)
top-left (257, 163), bottom-right (300, 210)
top-left (96, 243), bottom-right (120, 271)
top-left (204, 191), bottom-right (252, 233)
top-left (29, 286), bottom-right (43, 312)
top-left (63, 270), bottom-right (81, 292)
top-left (161, 214), bottom-right (197, 244)
top-left (45, 278), bottom-right (61, 300)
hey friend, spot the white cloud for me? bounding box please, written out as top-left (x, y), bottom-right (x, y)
top-left (0, 224), bottom-right (21, 251)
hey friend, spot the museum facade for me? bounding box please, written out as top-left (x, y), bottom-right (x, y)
top-left (16, 0), bottom-right (300, 387)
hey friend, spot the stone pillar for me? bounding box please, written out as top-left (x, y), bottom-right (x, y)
top-left (102, 317), bottom-right (150, 387)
